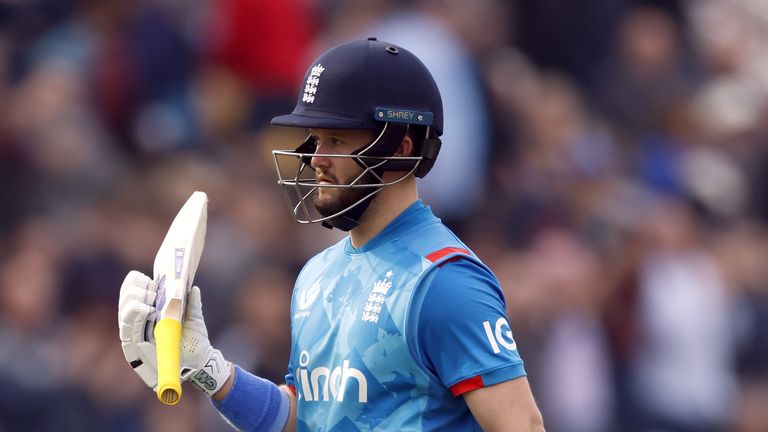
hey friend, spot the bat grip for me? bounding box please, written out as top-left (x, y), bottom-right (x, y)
top-left (155, 318), bottom-right (183, 405)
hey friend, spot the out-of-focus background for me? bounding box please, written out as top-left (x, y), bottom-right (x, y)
top-left (1, 0), bottom-right (768, 431)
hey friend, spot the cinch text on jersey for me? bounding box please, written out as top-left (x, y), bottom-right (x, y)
top-left (296, 351), bottom-right (369, 403)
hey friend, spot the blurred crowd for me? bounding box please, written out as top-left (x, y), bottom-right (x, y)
top-left (1, 0), bottom-right (768, 431)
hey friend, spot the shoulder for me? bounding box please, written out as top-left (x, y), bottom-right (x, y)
top-left (407, 258), bottom-right (525, 391)
top-left (407, 256), bottom-right (506, 342)
top-left (395, 218), bottom-right (474, 263)
top-left (422, 258), bottom-right (504, 315)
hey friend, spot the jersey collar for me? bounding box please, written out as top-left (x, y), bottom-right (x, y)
top-left (345, 200), bottom-right (432, 254)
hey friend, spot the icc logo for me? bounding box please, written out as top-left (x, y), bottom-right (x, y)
top-left (483, 317), bottom-right (518, 354)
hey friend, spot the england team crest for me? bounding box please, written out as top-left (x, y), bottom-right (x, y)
top-left (361, 271), bottom-right (393, 323)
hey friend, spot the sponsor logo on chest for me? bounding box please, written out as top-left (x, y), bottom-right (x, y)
top-left (296, 350), bottom-right (368, 403)
top-left (483, 317), bottom-right (518, 353)
top-left (295, 277), bottom-right (322, 319)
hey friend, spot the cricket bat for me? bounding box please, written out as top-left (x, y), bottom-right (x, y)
top-left (153, 191), bottom-right (208, 405)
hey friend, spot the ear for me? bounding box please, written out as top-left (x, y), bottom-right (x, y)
top-left (394, 135), bottom-right (414, 157)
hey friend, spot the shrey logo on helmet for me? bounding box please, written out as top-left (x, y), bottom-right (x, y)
top-left (270, 38), bottom-right (444, 232)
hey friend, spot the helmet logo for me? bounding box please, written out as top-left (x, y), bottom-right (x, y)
top-left (302, 64), bottom-right (325, 104)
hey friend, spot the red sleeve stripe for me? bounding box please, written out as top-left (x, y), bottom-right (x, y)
top-left (450, 375), bottom-right (484, 396)
top-left (426, 247), bottom-right (470, 263)
top-left (287, 384), bottom-right (296, 396)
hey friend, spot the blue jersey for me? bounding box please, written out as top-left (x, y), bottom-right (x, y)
top-left (286, 201), bottom-right (525, 431)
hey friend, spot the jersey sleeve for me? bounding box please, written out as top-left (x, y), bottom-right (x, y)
top-left (285, 289), bottom-right (296, 391)
top-left (284, 358), bottom-right (296, 392)
top-left (410, 258), bottom-right (526, 396)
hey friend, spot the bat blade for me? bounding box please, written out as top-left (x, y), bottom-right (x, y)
top-left (152, 191), bottom-right (208, 405)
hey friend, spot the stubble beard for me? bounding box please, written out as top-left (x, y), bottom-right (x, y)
top-left (314, 170), bottom-right (380, 218)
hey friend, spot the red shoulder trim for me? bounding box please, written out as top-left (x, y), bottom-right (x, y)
top-left (426, 247), bottom-right (470, 263)
top-left (450, 375), bottom-right (484, 396)
top-left (287, 384), bottom-right (296, 396)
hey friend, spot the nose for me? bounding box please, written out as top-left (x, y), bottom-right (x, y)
top-left (310, 154), bottom-right (329, 169)
top-left (310, 141), bottom-right (331, 169)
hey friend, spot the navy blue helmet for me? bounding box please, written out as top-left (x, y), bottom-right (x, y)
top-left (271, 38), bottom-right (443, 231)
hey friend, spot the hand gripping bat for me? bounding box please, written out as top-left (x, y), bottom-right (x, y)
top-left (153, 191), bottom-right (208, 405)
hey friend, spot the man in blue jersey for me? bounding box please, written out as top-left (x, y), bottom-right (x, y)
top-left (118, 38), bottom-right (544, 431)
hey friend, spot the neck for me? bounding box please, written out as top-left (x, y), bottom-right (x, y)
top-left (349, 176), bottom-right (418, 248)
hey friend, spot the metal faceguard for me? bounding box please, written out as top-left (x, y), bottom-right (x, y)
top-left (272, 122), bottom-right (432, 231)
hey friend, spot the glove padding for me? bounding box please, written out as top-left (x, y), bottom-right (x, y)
top-left (118, 270), bottom-right (232, 396)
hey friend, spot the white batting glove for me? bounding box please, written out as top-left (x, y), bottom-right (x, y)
top-left (118, 270), bottom-right (232, 396)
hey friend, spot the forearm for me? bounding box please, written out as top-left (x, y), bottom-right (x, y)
top-left (211, 365), bottom-right (296, 432)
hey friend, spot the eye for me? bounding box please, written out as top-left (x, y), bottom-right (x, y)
top-left (311, 134), bottom-right (345, 150)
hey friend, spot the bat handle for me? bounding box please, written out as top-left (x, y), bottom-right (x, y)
top-left (155, 317), bottom-right (183, 405)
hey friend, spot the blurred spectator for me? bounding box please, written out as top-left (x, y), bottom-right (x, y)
top-left (216, 267), bottom-right (293, 384)
top-left (484, 71), bottom-right (617, 246)
top-left (629, 199), bottom-right (737, 431)
top-left (688, 0), bottom-right (768, 143)
top-left (714, 221), bottom-right (768, 432)
top-left (202, 0), bottom-right (316, 126)
top-left (514, 0), bottom-right (628, 86)
top-left (493, 229), bottom-right (614, 432)
top-left (593, 5), bottom-right (700, 145)
top-left (9, 57), bottom-right (125, 216)
top-left (0, 220), bottom-right (69, 430)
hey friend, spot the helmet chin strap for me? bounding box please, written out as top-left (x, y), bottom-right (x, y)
top-left (321, 196), bottom-right (373, 231)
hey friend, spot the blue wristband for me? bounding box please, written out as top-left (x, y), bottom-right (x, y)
top-left (212, 366), bottom-right (290, 432)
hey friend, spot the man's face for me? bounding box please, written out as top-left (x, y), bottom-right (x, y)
top-left (308, 128), bottom-right (378, 218)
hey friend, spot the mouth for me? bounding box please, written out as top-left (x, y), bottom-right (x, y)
top-left (316, 173), bottom-right (336, 185)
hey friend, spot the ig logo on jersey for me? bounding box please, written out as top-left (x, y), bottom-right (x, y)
top-left (483, 317), bottom-right (517, 354)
